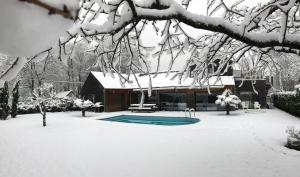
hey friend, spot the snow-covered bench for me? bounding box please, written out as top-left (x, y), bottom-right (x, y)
top-left (128, 104), bottom-right (157, 112)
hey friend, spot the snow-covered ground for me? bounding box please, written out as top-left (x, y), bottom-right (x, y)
top-left (0, 109), bottom-right (300, 177)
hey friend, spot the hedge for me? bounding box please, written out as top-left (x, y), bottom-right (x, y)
top-left (272, 92), bottom-right (300, 117)
top-left (17, 99), bottom-right (103, 115)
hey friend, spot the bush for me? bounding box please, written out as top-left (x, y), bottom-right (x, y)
top-left (16, 98), bottom-right (102, 114)
top-left (286, 126), bottom-right (300, 151)
top-left (272, 92), bottom-right (300, 117)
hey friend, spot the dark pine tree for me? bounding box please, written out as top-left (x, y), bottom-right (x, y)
top-left (0, 81), bottom-right (10, 120)
top-left (11, 81), bottom-right (20, 118)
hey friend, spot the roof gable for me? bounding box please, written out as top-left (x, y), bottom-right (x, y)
top-left (90, 71), bottom-right (235, 89)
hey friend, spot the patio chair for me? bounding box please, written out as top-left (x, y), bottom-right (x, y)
top-left (254, 102), bottom-right (261, 109)
top-left (241, 101), bottom-right (249, 112)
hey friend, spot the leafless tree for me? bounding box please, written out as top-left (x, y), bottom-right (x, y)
top-left (1, 0), bottom-right (300, 95)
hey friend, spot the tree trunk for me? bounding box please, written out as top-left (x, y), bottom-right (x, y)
top-left (82, 109), bottom-right (85, 117)
top-left (226, 104), bottom-right (230, 115)
top-left (43, 112), bottom-right (46, 126)
top-left (139, 91), bottom-right (145, 109)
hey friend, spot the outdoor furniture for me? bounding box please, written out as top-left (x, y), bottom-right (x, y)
top-left (241, 101), bottom-right (249, 111)
top-left (94, 102), bottom-right (104, 112)
top-left (128, 104), bottom-right (157, 112)
top-left (254, 102), bottom-right (261, 109)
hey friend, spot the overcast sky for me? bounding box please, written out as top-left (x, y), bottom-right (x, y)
top-left (136, 0), bottom-right (266, 72)
top-left (94, 0), bottom-right (267, 72)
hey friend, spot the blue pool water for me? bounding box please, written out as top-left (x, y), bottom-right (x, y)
top-left (101, 115), bottom-right (200, 126)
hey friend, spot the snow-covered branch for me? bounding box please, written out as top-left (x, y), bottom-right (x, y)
top-left (2, 0), bottom-right (300, 90)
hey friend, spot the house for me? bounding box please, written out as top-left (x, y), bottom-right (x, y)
top-left (81, 71), bottom-right (238, 112)
top-left (54, 90), bottom-right (75, 99)
top-left (234, 79), bottom-right (270, 108)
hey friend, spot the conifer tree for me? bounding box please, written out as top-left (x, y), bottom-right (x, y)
top-left (11, 81), bottom-right (19, 118)
top-left (0, 81), bottom-right (10, 120)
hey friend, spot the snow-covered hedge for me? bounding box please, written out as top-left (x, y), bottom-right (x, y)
top-left (272, 92), bottom-right (300, 117)
top-left (17, 98), bottom-right (104, 114)
top-left (73, 99), bottom-right (104, 112)
top-left (17, 98), bottom-right (79, 114)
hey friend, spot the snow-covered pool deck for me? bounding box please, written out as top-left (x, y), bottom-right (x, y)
top-left (1, 109), bottom-right (300, 177)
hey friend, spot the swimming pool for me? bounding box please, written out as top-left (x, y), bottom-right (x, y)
top-left (101, 115), bottom-right (200, 126)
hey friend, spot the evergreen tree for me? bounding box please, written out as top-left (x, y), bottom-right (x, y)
top-left (11, 81), bottom-right (19, 118)
top-left (0, 81), bottom-right (10, 120)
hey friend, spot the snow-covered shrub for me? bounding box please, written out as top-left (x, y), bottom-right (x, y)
top-left (94, 102), bottom-right (104, 108)
top-left (74, 99), bottom-right (95, 117)
top-left (215, 89), bottom-right (241, 115)
top-left (74, 99), bottom-right (94, 108)
top-left (286, 126), bottom-right (300, 151)
top-left (17, 100), bottom-right (39, 114)
top-left (17, 97), bottom-right (78, 114)
top-left (94, 102), bottom-right (104, 112)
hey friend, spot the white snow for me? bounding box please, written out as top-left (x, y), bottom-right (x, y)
top-left (91, 71), bottom-right (235, 89)
top-left (215, 89), bottom-right (241, 108)
top-left (0, 109), bottom-right (300, 177)
top-left (54, 90), bottom-right (74, 99)
top-left (0, 0), bottom-right (75, 56)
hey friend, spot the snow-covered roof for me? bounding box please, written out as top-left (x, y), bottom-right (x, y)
top-left (90, 71), bottom-right (235, 89)
top-left (55, 90), bottom-right (74, 99)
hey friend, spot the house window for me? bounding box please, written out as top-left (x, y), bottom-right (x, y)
top-left (145, 92), bottom-right (156, 104)
top-left (159, 93), bottom-right (187, 111)
top-left (239, 91), bottom-right (255, 108)
top-left (195, 93), bottom-right (219, 111)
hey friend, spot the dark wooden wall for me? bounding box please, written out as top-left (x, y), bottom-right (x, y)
top-left (235, 79), bottom-right (268, 108)
top-left (104, 89), bottom-right (130, 112)
top-left (81, 73), bottom-right (104, 103)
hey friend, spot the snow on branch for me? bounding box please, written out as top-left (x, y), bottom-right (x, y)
top-left (2, 0), bottom-right (300, 92)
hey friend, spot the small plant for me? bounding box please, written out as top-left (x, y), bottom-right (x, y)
top-left (286, 126), bottom-right (300, 151)
top-left (74, 99), bottom-right (94, 117)
top-left (215, 89), bottom-right (241, 115)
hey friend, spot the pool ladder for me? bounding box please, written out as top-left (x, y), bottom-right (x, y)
top-left (185, 108), bottom-right (195, 118)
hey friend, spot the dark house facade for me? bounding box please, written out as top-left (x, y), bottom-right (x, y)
top-left (81, 73), bottom-right (131, 112)
top-left (81, 71), bottom-right (270, 112)
top-left (235, 79), bottom-right (271, 108)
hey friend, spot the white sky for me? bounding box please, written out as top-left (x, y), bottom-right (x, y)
top-left (94, 0), bottom-right (267, 72)
top-left (137, 0), bottom-right (266, 72)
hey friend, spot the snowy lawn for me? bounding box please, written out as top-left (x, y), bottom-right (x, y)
top-left (0, 109), bottom-right (300, 177)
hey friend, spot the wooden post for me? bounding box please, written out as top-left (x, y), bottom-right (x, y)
top-left (226, 104), bottom-right (230, 115)
top-left (82, 109), bottom-right (85, 117)
top-left (43, 112), bottom-right (46, 126)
